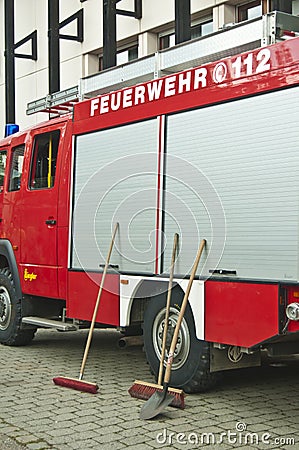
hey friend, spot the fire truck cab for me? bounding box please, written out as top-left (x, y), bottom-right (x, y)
top-left (0, 116), bottom-right (73, 342)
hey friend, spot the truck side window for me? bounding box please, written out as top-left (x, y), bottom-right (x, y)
top-left (0, 151), bottom-right (7, 192)
top-left (8, 145), bottom-right (25, 192)
top-left (30, 130), bottom-right (60, 189)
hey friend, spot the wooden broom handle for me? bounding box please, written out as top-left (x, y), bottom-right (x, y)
top-left (164, 239), bottom-right (206, 385)
top-left (79, 222), bottom-right (119, 379)
top-left (158, 233), bottom-right (179, 386)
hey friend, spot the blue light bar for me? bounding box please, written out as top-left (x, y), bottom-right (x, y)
top-left (5, 123), bottom-right (19, 137)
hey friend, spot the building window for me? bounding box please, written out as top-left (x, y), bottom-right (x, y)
top-left (9, 145), bottom-right (25, 192)
top-left (99, 44), bottom-right (138, 71)
top-left (293, 0), bottom-right (299, 15)
top-left (271, 1), bottom-right (292, 13)
top-left (192, 20), bottom-right (214, 38)
top-left (238, 1), bottom-right (262, 22)
top-left (159, 33), bottom-right (175, 50)
top-left (159, 19), bottom-right (213, 50)
top-left (117, 45), bottom-right (138, 65)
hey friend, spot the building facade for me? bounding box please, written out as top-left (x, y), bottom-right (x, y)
top-left (0, 0), bottom-right (298, 131)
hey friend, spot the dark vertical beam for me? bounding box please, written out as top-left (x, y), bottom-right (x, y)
top-left (103, 0), bottom-right (117, 69)
top-left (134, 0), bottom-right (142, 20)
top-left (271, 0), bottom-right (292, 13)
top-left (175, 0), bottom-right (191, 45)
top-left (48, 0), bottom-right (60, 94)
top-left (4, 0), bottom-right (16, 123)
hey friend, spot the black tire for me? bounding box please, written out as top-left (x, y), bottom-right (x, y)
top-left (143, 289), bottom-right (219, 393)
top-left (0, 268), bottom-right (36, 346)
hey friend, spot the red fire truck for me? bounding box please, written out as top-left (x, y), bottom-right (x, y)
top-left (1, 13), bottom-right (299, 392)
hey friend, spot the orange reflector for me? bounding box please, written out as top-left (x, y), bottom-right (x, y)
top-left (293, 291), bottom-right (299, 298)
top-left (120, 279), bottom-right (129, 285)
top-left (12, 245), bottom-right (18, 250)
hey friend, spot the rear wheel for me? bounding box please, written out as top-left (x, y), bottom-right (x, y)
top-left (143, 291), bottom-right (219, 393)
top-left (0, 268), bottom-right (36, 346)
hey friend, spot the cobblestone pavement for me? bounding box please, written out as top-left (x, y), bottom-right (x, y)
top-left (0, 329), bottom-right (298, 450)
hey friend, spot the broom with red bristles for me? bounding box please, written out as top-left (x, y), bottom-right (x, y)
top-left (128, 233), bottom-right (186, 409)
top-left (53, 222), bottom-right (119, 394)
top-left (140, 239), bottom-right (207, 419)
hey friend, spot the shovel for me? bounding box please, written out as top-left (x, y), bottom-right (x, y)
top-left (140, 239), bottom-right (206, 419)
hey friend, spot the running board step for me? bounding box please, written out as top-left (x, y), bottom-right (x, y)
top-left (22, 316), bottom-right (79, 331)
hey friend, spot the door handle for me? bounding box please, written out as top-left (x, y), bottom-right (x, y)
top-left (99, 264), bottom-right (119, 269)
top-left (45, 219), bottom-right (56, 225)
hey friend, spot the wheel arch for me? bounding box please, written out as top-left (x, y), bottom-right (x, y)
top-left (127, 279), bottom-right (177, 327)
top-left (126, 278), bottom-right (186, 325)
top-left (0, 240), bottom-right (22, 300)
top-left (125, 277), bottom-right (205, 340)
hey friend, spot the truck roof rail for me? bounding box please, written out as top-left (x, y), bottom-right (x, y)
top-left (26, 86), bottom-right (79, 116)
top-left (26, 11), bottom-right (299, 116)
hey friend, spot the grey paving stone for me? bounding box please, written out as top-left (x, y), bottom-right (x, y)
top-left (15, 437), bottom-right (40, 445)
top-left (25, 444), bottom-right (50, 450)
top-left (0, 329), bottom-right (298, 450)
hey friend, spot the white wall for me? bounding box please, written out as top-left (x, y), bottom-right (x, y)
top-left (1, 0), bottom-right (298, 134)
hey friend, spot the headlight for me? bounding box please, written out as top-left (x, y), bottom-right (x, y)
top-left (286, 302), bottom-right (299, 321)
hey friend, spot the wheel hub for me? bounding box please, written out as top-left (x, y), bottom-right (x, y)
top-left (0, 286), bottom-right (12, 331)
top-left (153, 306), bottom-right (190, 370)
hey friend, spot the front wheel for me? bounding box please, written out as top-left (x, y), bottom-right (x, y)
top-left (0, 268), bottom-right (36, 346)
top-left (143, 290), bottom-right (219, 393)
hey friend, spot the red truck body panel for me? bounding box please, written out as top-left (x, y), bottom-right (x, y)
top-left (67, 272), bottom-right (120, 325)
top-left (205, 281), bottom-right (280, 348)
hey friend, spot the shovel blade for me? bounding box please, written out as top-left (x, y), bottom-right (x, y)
top-left (140, 390), bottom-right (174, 420)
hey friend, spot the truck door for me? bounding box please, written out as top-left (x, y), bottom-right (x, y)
top-left (2, 142), bottom-right (25, 256)
top-left (0, 149), bottom-right (8, 231)
top-left (19, 128), bottom-right (62, 298)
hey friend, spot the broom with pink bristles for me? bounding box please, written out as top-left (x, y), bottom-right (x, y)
top-left (53, 223), bottom-right (119, 394)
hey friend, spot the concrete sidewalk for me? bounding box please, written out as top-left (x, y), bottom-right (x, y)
top-left (0, 328), bottom-right (298, 449)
